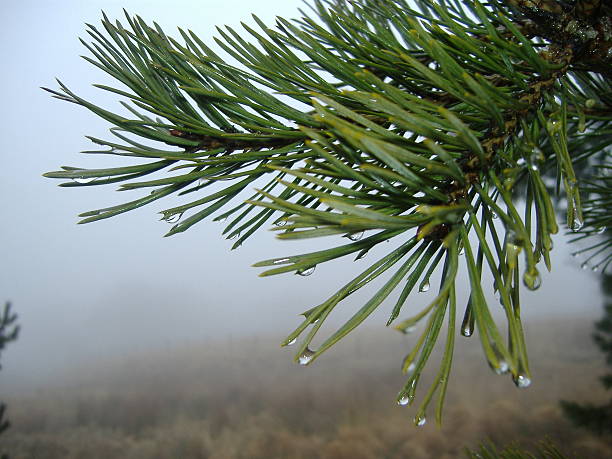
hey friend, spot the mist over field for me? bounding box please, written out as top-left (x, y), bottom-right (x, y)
top-left (3, 318), bottom-right (611, 458)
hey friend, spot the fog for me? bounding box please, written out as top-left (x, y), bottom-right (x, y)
top-left (0, 0), bottom-right (605, 396)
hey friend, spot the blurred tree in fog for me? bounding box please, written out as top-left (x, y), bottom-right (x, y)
top-left (0, 302), bottom-right (20, 440)
top-left (465, 439), bottom-right (566, 458)
top-left (43, 0), bottom-right (610, 425)
top-left (561, 273), bottom-right (612, 435)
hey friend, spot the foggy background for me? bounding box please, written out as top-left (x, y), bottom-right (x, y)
top-left (0, 0), bottom-right (605, 395)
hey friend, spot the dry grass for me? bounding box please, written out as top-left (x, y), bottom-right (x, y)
top-left (2, 317), bottom-right (611, 458)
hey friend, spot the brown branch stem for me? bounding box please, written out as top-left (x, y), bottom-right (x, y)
top-left (169, 129), bottom-right (302, 154)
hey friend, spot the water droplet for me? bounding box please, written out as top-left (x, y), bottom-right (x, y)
top-left (531, 147), bottom-right (545, 163)
top-left (355, 249), bottom-right (369, 260)
top-left (592, 265), bottom-right (599, 272)
top-left (547, 120), bottom-right (561, 133)
top-left (581, 262), bottom-right (589, 270)
top-left (571, 251), bottom-right (580, 258)
top-left (513, 374), bottom-right (531, 388)
top-left (287, 338), bottom-right (297, 346)
top-left (522, 269), bottom-right (541, 291)
top-left (585, 98), bottom-right (596, 108)
top-left (272, 258), bottom-right (291, 265)
top-left (492, 212), bottom-right (499, 219)
top-left (404, 326), bottom-right (416, 334)
top-left (216, 216), bottom-right (228, 223)
top-left (346, 231), bottom-right (364, 241)
top-left (275, 220), bottom-right (287, 227)
top-left (298, 348), bottom-right (315, 365)
top-left (397, 395), bottom-right (410, 406)
top-left (415, 415), bottom-right (427, 427)
top-left (596, 226), bottom-right (606, 234)
top-left (72, 177), bottom-right (95, 184)
top-left (495, 360), bottom-right (510, 375)
top-left (571, 215), bottom-right (584, 232)
top-left (418, 280), bottom-right (430, 292)
top-left (229, 232), bottom-right (241, 240)
top-left (505, 231), bottom-right (523, 270)
top-left (296, 266), bottom-right (316, 276)
top-left (516, 158), bottom-right (526, 167)
top-left (166, 212), bottom-right (183, 224)
top-left (461, 323), bottom-right (473, 337)
top-left (505, 230), bottom-right (522, 246)
top-left (406, 362), bottom-right (416, 375)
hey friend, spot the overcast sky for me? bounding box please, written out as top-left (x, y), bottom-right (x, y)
top-left (0, 0), bottom-right (605, 391)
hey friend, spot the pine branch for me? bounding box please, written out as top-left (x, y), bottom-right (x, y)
top-left (43, 0), bottom-right (612, 425)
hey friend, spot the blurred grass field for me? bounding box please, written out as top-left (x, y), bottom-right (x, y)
top-left (2, 317), bottom-right (611, 458)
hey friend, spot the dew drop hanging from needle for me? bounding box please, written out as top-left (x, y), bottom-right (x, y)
top-left (271, 258), bottom-right (290, 265)
top-left (166, 213), bottom-right (183, 224)
top-left (461, 319), bottom-right (473, 337)
top-left (418, 280), bottom-right (430, 292)
top-left (571, 215), bottom-right (584, 232)
top-left (494, 360), bottom-right (510, 375)
top-left (513, 374), bottom-right (531, 388)
top-left (397, 395), bottom-right (410, 406)
top-left (72, 177), bottom-right (95, 184)
top-left (345, 231), bottom-right (364, 241)
top-left (296, 266), bottom-right (316, 276)
top-left (522, 269), bottom-right (541, 291)
top-left (298, 348), bottom-right (315, 365)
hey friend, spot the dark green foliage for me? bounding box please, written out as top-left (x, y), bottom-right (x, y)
top-left (43, 0), bottom-right (611, 424)
top-left (465, 439), bottom-right (566, 459)
top-left (0, 302), bottom-right (20, 446)
top-left (594, 274), bottom-right (612, 373)
top-left (0, 303), bottom-right (19, 371)
top-left (561, 273), bottom-right (612, 435)
top-left (560, 400), bottom-right (612, 435)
